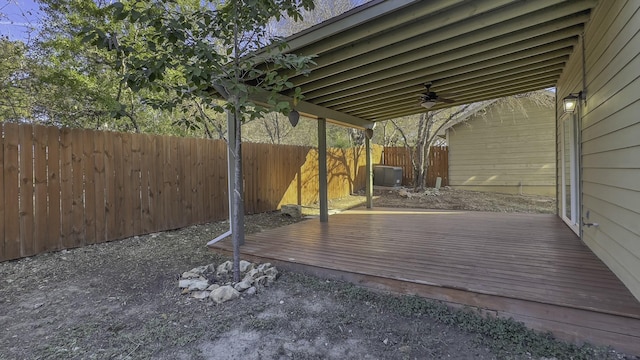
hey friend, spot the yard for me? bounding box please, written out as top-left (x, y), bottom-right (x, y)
top-left (0, 189), bottom-right (634, 359)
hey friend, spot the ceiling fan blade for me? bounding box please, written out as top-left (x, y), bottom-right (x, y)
top-left (436, 97), bottom-right (456, 104)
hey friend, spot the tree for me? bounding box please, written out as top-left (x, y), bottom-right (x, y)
top-left (0, 39), bottom-right (32, 121)
top-left (87, 0), bottom-right (315, 281)
top-left (390, 106), bottom-right (472, 190)
top-left (0, 0), bottom-right (216, 136)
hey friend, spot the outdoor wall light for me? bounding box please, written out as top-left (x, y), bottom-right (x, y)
top-left (563, 92), bottom-right (581, 113)
top-left (288, 109), bottom-right (300, 127)
top-left (420, 100), bottom-right (436, 109)
top-left (364, 128), bottom-right (374, 139)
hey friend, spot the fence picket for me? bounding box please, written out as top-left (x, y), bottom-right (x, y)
top-left (70, 129), bottom-right (85, 248)
top-left (139, 134), bottom-right (152, 234)
top-left (46, 127), bottom-right (61, 251)
top-left (103, 131), bottom-right (116, 241)
top-left (3, 123), bottom-right (20, 260)
top-left (18, 125), bottom-right (34, 256)
top-left (170, 137), bottom-right (181, 228)
top-left (178, 139), bottom-right (187, 223)
top-left (93, 131), bottom-right (106, 244)
top-left (121, 133), bottom-right (134, 238)
top-left (193, 139), bottom-right (204, 223)
top-left (83, 129), bottom-right (96, 245)
top-left (0, 123), bottom-right (4, 259)
top-left (59, 128), bottom-right (73, 248)
top-left (112, 133), bottom-right (125, 239)
top-left (147, 134), bottom-right (160, 233)
top-left (33, 125), bottom-right (48, 254)
top-left (131, 134), bottom-right (143, 235)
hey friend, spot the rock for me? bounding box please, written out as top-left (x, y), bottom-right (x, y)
top-left (206, 284), bottom-right (220, 291)
top-left (245, 287), bottom-right (257, 296)
top-left (241, 274), bottom-right (255, 285)
top-left (398, 189), bottom-right (411, 198)
top-left (239, 260), bottom-right (254, 273)
top-left (217, 261), bottom-right (232, 276)
top-left (189, 265), bottom-right (208, 275)
top-left (179, 279), bottom-right (209, 291)
top-left (191, 291), bottom-right (209, 299)
top-left (209, 285), bottom-right (240, 304)
top-left (246, 269), bottom-right (260, 280)
top-left (178, 279), bottom-right (197, 288)
top-left (254, 275), bottom-right (273, 287)
top-left (256, 263), bottom-right (272, 273)
top-left (188, 281), bottom-right (210, 291)
top-left (181, 288), bottom-right (190, 295)
top-left (281, 204), bottom-right (301, 218)
top-left (264, 267), bottom-right (278, 279)
top-left (234, 280), bottom-right (252, 292)
top-left (181, 271), bottom-right (200, 279)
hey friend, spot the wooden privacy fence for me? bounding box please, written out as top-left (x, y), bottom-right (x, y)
top-left (0, 123), bottom-right (382, 262)
top-left (383, 146), bottom-right (449, 187)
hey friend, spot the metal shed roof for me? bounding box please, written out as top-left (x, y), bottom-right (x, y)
top-left (262, 0), bottom-right (596, 128)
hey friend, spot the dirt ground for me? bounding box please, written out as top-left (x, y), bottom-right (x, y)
top-left (0, 189), bottom-right (634, 359)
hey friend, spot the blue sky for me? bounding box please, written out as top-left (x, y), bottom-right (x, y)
top-left (0, 0), bottom-right (41, 41)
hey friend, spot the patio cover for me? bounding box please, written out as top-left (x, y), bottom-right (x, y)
top-left (251, 0), bottom-right (597, 128)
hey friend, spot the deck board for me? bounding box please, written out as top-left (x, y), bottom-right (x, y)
top-left (211, 208), bottom-right (640, 354)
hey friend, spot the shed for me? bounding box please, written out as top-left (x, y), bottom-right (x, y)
top-left (446, 94), bottom-right (556, 196)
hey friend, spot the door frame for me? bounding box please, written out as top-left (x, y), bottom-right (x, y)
top-left (560, 112), bottom-right (580, 234)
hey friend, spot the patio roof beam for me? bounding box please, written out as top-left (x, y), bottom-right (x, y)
top-left (353, 75), bottom-right (560, 118)
top-left (374, 82), bottom-right (557, 121)
top-left (304, 40), bottom-right (576, 104)
top-left (297, 26), bottom-right (582, 97)
top-left (318, 55), bottom-right (570, 108)
top-left (252, 0), bottom-right (431, 59)
top-left (290, 3), bottom-right (591, 86)
top-left (286, 0), bottom-right (516, 80)
top-left (373, 78), bottom-right (558, 118)
top-left (435, 64), bottom-right (565, 94)
top-left (336, 66), bottom-right (564, 113)
top-left (246, 87), bottom-right (374, 129)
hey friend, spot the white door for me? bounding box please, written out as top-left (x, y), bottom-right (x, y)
top-left (561, 113), bottom-right (579, 234)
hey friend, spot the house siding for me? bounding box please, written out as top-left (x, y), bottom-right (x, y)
top-left (448, 99), bottom-right (555, 196)
top-left (556, 0), bottom-right (640, 301)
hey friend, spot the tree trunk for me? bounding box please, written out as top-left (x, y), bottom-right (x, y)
top-left (414, 113), bottom-right (428, 191)
top-left (422, 145), bottom-right (432, 189)
top-left (414, 144), bottom-right (425, 190)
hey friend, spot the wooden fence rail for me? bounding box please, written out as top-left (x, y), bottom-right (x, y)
top-left (1, 123), bottom-right (382, 262)
top-left (382, 146), bottom-right (449, 187)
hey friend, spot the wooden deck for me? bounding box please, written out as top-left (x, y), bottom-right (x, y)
top-left (210, 208), bottom-right (640, 354)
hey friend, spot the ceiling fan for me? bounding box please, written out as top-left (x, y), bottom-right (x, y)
top-left (419, 82), bottom-right (455, 109)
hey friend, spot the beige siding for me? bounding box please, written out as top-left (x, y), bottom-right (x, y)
top-left (556, 0), bottom-right (640, 301)
top-left (448, 99), bottom-right (555, 196)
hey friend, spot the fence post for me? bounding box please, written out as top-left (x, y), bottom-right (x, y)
top-left (365, 136), bottom-right (373, 208)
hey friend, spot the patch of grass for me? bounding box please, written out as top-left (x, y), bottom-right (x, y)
top-left (284, 271), bottom-right (618, 360)
top-left (246, 317), bottom-right (282, 331)
top-left (36, 322), bottom-right (103, 360)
